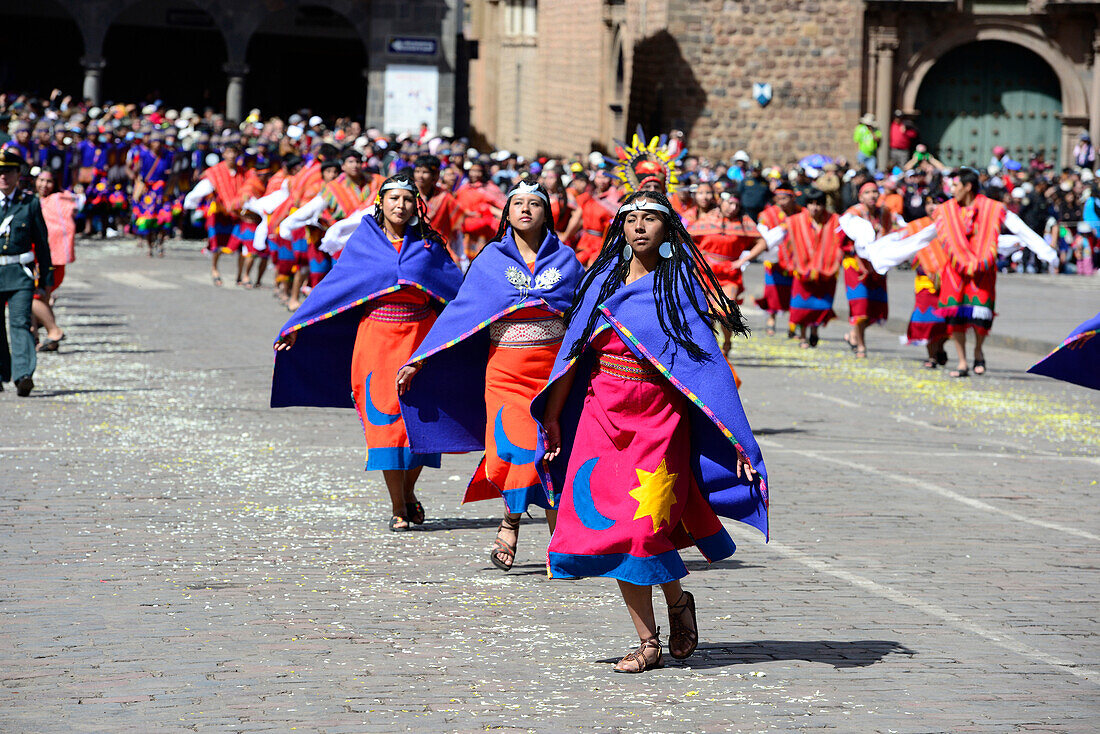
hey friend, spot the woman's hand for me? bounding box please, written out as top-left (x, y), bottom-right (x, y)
top-left (543, 419), bottom-right (562, 463)
top-left (395, 362), bottom-right (422, 395)
top-left (274, 332), bottom-right (298, 351)
top-left (735, 450), bottom-right (757, 483)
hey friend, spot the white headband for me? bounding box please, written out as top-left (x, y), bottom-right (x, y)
top-left (618, 199), bottom-right (670, 216)
top-left (380, 179), bottom-right (416, 194)
top-left (508, 181), bottom-right (549, 204)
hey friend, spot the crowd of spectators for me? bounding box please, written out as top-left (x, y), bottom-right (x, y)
top-left (1, 89), bottom-right (1096, 275)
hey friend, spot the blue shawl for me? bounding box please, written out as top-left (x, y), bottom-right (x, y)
top-left (270, 216), bottom-right (463, 409)
top-left (531, 264), bottom-right (770, 538)
top-left (399, 229), bottom-right (584, 452)
top-left (1027, 311), bottom-right (1100, 391)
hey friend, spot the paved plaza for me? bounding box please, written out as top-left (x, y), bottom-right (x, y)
top-left (1, 239), bottom-right (1098, 733)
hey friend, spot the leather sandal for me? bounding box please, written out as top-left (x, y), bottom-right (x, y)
top-left (614, 630), bottom-right (663, 673)
top-left (973, 359), bottom-right (986, 376)
top-left (406, 500), bottom-right (425, 525)
top-left (668, 591), bottom-right (698, 660)
top-left (490, 516), bottom-right (521, 571)
top-left (389, 515), bottom-right (411, 532)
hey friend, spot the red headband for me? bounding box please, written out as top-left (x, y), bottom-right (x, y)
top-left (773, 185), bottom-right (794, 194)
top-left (859, 181), bottom-right (880, 194)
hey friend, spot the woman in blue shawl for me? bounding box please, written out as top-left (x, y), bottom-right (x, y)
top-left (534, 190), bottom-right (769, 672)
top-left (397, 180), bottom-right (584, 569)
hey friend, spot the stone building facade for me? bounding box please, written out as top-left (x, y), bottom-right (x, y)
top-left (2, 0), bottom-right (461, 131)
top-left (467, 0), bottom-right (1100, 167)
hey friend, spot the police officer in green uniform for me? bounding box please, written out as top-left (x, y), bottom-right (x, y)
top-left (0, 148), bottom-right (52, 396)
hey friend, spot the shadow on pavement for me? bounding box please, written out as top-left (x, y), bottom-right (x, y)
top-left (417, 517), bottom-right (516, 532)
top-left (30, 387), bottom-right (155, 398)
top-left (754, 426), bottom-right (808, 437)
top-left (677, 639), bottom-right (916, 670)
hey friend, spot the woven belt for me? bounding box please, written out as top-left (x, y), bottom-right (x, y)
top-left (0, 252), bottom-right (34, 266)
top-left (594, 352), bottom-right (660, 381)
top-left (490, 316), bottom-right (565, 347)
top-left (367, 302), bottom-right (433, 323)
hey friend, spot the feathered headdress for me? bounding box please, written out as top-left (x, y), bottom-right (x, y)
top-left (604, 125), bottom-right (684, 194)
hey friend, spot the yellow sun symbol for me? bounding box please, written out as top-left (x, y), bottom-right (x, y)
top-left (629, 458), bottom-right (679, 534)
top-left (609, 128), bottom-right (682, 195)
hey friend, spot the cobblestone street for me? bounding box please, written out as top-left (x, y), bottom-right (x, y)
top-left (2, 239), bottom-right (1098, 733)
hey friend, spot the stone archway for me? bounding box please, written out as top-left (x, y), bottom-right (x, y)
top-left (101, 0), bottom-right (228, 110)
top-left (914, 41), bottom-right (1063, 167)
top-left (897, 20), bottom-right (1089, 166)
top-left (243, 2), bottom-right (370, 120)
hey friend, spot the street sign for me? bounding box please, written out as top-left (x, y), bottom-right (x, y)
top-left (388, 37), bottom-right (439, 56)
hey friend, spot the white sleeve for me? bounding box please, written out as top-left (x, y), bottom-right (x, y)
top-left (759, 225), bottom-right (788, 252)
top-left (838, 212), bottom-right (877, 258)
top-left (996, 234), bottom-right (1021, 255)
top-left (246, 187), bottom-right (289, 215)
top-left (864, 221), bottom-right (938, 275)
top-left (252, 218), bottom-right (268, 252)
top-left (183, 179), bottom-right (214, 210)
top-left (278, 194), bottom-right (324, 239)
top-left (320, 208), bottom-right (371, 255)
top-left (1003, 210), bottom-right (1058, 267)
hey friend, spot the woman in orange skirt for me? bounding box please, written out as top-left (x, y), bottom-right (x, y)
top-left (397, 181), bottom-right (584, 569)
top-left (271, 170), bottom-right (463, 531)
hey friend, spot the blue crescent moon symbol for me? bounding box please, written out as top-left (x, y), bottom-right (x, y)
top-left (364, 371), bottom-right (402, 426)
top-left (494, 406), bottom-right (536, 465)
top-left (572, 457), bottom-right (614, 531)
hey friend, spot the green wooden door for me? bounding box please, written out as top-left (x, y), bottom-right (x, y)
top-left (916, 41), bottom-right (1062, 167)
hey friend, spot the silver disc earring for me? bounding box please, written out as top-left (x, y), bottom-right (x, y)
top-left (622, 244), bottom-right (634, 261)
top-left (658, 241), bottom-right (673, 259)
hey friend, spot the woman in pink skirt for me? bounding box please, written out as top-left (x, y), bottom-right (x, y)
top-left (534, 190), bottom-right (770, 673)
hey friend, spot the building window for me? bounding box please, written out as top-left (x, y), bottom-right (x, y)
top-left (505, 0), bottom-right (536, 37)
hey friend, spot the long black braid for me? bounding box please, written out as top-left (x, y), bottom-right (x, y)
top-left (565, 189), bottom-right (749, 362)
top-left (371, 169), bottom-right (447, 248)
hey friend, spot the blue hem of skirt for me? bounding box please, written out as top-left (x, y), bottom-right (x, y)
top-left (366, 447), bottom-right (442, 471)
top-left (548, 528), bottom-right (737, 585)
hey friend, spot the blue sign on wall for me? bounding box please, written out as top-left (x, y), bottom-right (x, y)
top-left (388, 37), bottom-right (439, 56)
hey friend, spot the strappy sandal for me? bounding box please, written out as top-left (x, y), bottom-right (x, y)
top-left (490, 517), bottom-right (521, 571)
top-left (972, 359), bottom-right (986, 376)
top-left (389, 515), bottom-right (411, 532)
top-left (668, 591), bottom-right (699, 660)
top-left (854, 347), bottom-right (867, 359)
top-left (935, 349), bottom-right (949, 366)
top-left (949, 367), bottom-right (969, 378)
top-left (808, 332), bottom-right (820, 348)
top-left (614, 630), bottom-right (663, 673)
top-left (842, 332), bottom-right (858, 352)
top-left (406, 500), bottom-right (425, 525)
top-left (799, 338), bottom-right (811, 349)
top-left (922, 358), bottom-right (938, 369)
top-left (765, 324), bottom-right (776, 336)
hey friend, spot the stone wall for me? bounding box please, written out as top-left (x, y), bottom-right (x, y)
top-left (635, 0), bottom-right (867, 164)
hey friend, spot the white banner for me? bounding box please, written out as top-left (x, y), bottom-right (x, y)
top-left (383, 64), bottom-right (439, 136)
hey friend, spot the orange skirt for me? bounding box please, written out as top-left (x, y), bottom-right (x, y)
top-left (465, 310), bottom-right (563, 512)
top-left (350, 289), bottom-right (441, 470)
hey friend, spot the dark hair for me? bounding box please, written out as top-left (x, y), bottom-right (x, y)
top-left (340, 148), bottom-right (362, 163)
top-left (566, 190), bottom-right (749, 362)
top-left (371, 169), bottom-right (446, 247)
top-left (318, 143), bottom-right (340, 160)
top-left (804, 188), bottom-right (827, 204)
top-left (956, 167), bottom-right (981, 194)
top-left (486, 180), bottom-right (552, 247)
top-left (414, 154), bottom-right (441, 171)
